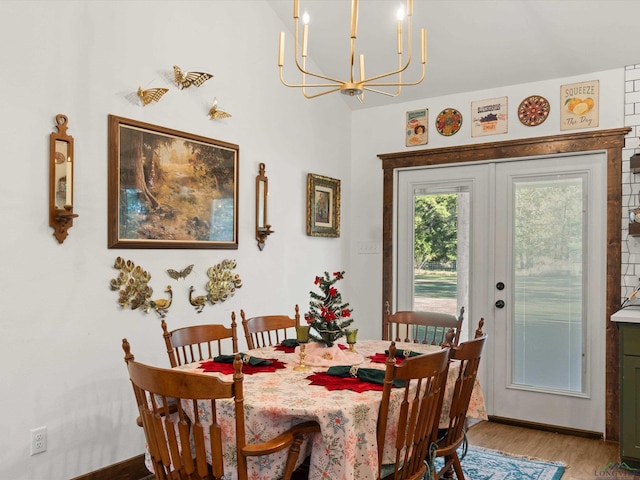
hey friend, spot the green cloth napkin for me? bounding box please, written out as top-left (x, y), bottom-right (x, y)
top-left (213, 353), bottom-right (272, 366)
top-left (385, 348), bottom-right (421, 359)
top-left (281, 339), bottom-right (300, 347)
top-left (326, 366), bottom-right (405, 387)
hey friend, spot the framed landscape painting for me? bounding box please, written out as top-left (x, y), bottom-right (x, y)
top-left (307, 173), bottom-right (340, 237)
top-left (108, 115), bottom-right (239, 249)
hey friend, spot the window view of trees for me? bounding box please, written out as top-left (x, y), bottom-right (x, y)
top-left (413, 194), bottom-right (459, 315)
top-left (514, 180), bottom-right (582, 273)
top-left (414, 194), bottom-right (458, 270)
top-left (512, 178), bottom-right (584, 391)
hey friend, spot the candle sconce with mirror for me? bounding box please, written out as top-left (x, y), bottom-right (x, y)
top-left (49, 114), bottom-right (78, 243)
top-left (256, 162), bottom-right (274, 250)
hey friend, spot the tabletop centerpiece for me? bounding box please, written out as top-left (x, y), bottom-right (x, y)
top-left (304, 271), bottom-right (354, 348)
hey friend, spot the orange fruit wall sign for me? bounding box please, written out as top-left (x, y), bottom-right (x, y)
top-left (565, 97), bottom-right (594, 116)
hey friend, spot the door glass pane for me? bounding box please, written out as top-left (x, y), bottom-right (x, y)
top-left (413, 189), bottom-right (469, 341)
top-left (511, 176), bottom-right (584, 393)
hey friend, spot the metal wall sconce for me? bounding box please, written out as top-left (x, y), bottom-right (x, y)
top-left (256, 163), bottom-right (274, 250)
top-left (49, 114), bottom-right (78, 243)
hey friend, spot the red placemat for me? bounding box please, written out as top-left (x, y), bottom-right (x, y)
top-left (275, 343), bottom-right (349, 354)
top-left (306, 372), bottom-right (384, 393)
top-left (274, 345), bottom-right (296, 353)
top-left (199, 359), bottom-right (286, 375)
top-left (368, 353), bottom-right (406, 364)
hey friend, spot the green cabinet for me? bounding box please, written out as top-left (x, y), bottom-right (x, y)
top-left (621, 322), bottom-right (640, 468)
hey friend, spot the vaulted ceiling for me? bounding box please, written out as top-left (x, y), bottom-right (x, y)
top-left (266, 0), bottom-right (640, 109)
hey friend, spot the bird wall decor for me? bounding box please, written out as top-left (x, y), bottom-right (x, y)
top-left (208, 98), bottom-right (232, 120)
top-left (110, 256), bottom-right (176, 318)
top-left (110, 256), bottom-right (155, 313)
top-left (173, 65), bottom-right (213, 89)
top-left (206, 259), bottom-right (242, 304)
top-left (149, 285), bottom-right (173, 317)
top-left (138, 86), bottom-right (169, 106)
top-left (189, 285), bottom-right (208, 313)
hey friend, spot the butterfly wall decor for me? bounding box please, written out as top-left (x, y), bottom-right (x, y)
top-left (137, 86), bottom-right (169, 106)
top-left (173, 65), bottom-right (213, 89)
top-left (167, 264), bottom-right (194, 280)
top-left (208, 98), bottom-right (232, 120)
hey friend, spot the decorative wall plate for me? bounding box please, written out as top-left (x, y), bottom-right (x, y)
top-left (436, 108), bottom-right (463, 136)
top-left (518, 95), bottom-right (550, 126)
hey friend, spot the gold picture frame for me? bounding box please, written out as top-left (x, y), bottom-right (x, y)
top-left (108, 115), bottom-right (239, 249)
top-left (307, 173), bottom-right (340, 237)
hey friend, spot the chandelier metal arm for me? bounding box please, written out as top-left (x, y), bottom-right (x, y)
top-left (279, 69), bottom-right (344, 98)
top-left (290, 19), bottom-right (346, 85)
top-left (279, 69), bottom-right (341, 89)
top-left (301, 86), bottom-right (344, 99)
top-left (282, 55), bottom-right (345, 88)
top-left (365, 64), bottom-right (426, 89)
top-left (292, 58), bottom-right (348, 86)
top-left (360, 25), bottom-right (426, 85)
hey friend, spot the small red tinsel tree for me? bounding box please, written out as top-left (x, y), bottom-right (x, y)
top-left (305, 271), bottom-right (354, 346)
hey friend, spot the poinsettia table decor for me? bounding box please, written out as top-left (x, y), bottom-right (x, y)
top-left (305, 271), bottom-right (354, 347)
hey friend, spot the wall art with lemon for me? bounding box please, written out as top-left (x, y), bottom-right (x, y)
top-left (560, 79), bottom-right (599, 131)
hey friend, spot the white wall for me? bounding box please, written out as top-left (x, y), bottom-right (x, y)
top-left (348, 69), bottom-right (628, 341)
top-left (1, 1), bottom-right (634, 478)
top-left (0, 2), bottom-right (352, 479)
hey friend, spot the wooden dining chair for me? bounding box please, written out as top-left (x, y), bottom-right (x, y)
top-left (432, 334), bottom-right (487, 480)
top-left (161, 313), bottom-right (239, 367)
top-left (122, 338), bottom-right (320, 480)
top-left (377, 342), bottom-right (452, 480)
top-left (474, 317), bottom-right (485, 338)
top-left (384, 300), bottom-right (465, 347)
top-left (241, 305), bottom-right (300, 350)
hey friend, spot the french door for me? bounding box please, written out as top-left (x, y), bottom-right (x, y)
top-left (396, 152), bottom-right (606, 433)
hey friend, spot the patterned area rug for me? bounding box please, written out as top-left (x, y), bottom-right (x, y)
top-left (435, 445), bottom-right (565, 480)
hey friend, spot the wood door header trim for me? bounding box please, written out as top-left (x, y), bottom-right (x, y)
top-left (378, 128), bottom-right (629, 169)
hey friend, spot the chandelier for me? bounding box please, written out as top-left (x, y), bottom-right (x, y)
top-left (278, 0), bottom-right (426, 101)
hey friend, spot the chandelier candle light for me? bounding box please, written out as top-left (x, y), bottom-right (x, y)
top-left (278, 0), bottom-right (427, 101)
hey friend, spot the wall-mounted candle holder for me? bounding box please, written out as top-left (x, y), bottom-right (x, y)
top-left (49, 114), bottom-right (78, 243)
top-left (256, 162), bottom-right (274, 250)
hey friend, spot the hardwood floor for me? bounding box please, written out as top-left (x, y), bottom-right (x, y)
top-left (466, 420), bottom-right (621, 479)
top-left (134, 421), bottom-right (621, 479)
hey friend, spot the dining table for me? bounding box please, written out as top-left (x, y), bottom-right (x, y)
top-left (173, 338), bottom-right (487, 480)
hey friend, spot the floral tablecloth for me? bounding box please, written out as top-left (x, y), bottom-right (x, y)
top-left (176, 339), bottom-right (487, 480)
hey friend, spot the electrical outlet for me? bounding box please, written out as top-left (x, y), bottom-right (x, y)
top-left (30, 426), bottom-right (47, 455)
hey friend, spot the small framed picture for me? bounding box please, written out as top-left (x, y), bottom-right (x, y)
top-left (560, 80), bottom-right (599, 131)
top-left (307, 173), bottom-right (340, 237)
top-left (471, 96), bottom-right (508, 137)
top-left (406, 109), bottom-right (428, 146)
